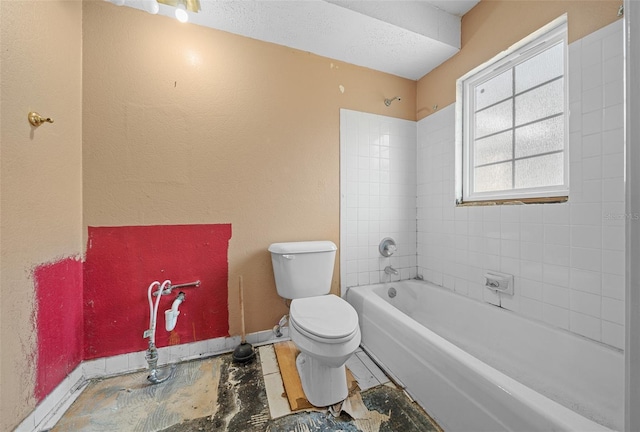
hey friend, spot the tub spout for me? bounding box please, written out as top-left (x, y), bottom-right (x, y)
top-left (384, 265), bottom-right (399, 275)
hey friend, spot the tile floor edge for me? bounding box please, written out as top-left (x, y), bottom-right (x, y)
top-left (14, 330), bottom-right (290, 432)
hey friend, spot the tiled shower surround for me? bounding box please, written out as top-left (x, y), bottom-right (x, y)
top-left (340, 109), bottom-right (418, 288)
top-left (342, 21), bottom-right (624, 350)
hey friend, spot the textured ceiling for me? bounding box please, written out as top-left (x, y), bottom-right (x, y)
top-left (126, 0), bottom-right (480, 80)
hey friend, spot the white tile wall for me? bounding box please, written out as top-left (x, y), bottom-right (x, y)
top-left (340, 109), bottom-right (418, 293)
top-left (417, 21), bottom-right (625, 350)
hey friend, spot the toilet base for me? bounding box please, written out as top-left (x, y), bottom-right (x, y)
top-left (296, 352), bottom-right (348, 407)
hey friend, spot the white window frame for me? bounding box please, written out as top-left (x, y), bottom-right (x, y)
top-left (455, 15), bottom-right (569, 204)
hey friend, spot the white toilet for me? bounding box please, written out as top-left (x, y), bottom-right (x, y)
top-left (268, 240), bottom-right (361, 407)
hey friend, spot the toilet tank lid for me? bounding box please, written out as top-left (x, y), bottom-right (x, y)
top-left (268, 241), bottom-right (337, 254)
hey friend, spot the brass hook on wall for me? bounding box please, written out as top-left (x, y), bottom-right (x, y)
top-left (28, 112), bottom-right (54, 127)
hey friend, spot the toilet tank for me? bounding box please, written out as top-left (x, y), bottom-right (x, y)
top-left (268, 241), bottom-right (337, 299)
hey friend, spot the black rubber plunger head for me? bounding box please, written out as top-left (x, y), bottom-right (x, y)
top-left (232, 341), bottom-right (255, 364)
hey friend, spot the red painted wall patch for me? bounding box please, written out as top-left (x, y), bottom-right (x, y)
top-left (83, 224), bottom-right (232, 360)
top-left (35, 257), bottom-right (84, 402)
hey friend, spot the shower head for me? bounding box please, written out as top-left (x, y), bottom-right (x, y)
top-left (384, 96), bottom-right (401, 106)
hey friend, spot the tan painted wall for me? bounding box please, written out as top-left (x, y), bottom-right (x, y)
top-left (0, 0), bottom-right (619, 428)
top-left (417, 0), bottom-right (622, 120)
top-left (82, 2), bottom-right (416, 341)
top-left (0, 1), bottom-right (83, 429)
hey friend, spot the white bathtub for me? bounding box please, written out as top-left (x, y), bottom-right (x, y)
top-left (346, 280), bottom-right (624, 432)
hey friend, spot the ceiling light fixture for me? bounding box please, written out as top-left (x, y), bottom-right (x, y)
top-left (142, 0), bottom-right (159, 14)
top-left (175, 2), bottom-right (188, 23)
top-left (157, 0), bottom-right (200, 23)
top-left (105, 0), bottom-right (158, 13)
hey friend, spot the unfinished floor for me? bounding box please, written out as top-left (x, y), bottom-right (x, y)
top-left (49, 343), bottom-right (441, 432)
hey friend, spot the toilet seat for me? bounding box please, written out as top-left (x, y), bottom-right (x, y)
top-left (290, 295), bottom-right (359, 344)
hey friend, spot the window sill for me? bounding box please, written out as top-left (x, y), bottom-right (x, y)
top-left (456, 196), bottom-right (568, 207)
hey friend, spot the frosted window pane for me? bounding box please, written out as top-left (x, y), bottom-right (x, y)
top-left (515, 115), bottom-right (564, 158)
top-left (475, 99), bottom-right (512, 138)
top-left (474, 131), bottom-right (513, 166)
top-left (515, 78), bottom-right (563, 126)
top-left (476, 70), bottom-right (513, 111)
top-left (515, 153), bottom-right (564, 189)
top-left (474, 162), bottom-right (512, 193)
top-left (516, 43), bottom-right (564, 93)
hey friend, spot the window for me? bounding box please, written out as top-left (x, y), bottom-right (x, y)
top-left (456, 17), bottom-right (568, 204)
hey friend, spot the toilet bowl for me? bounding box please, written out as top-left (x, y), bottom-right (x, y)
top-left (288, 294), bottom-right (361, 406)
top-left (268, 241), bottom-right (361, 407)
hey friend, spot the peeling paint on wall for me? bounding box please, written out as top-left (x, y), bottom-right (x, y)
top-left (35, 257), bottom-right (84, 402)
top-left (83, 224), bottom-right (232, 360)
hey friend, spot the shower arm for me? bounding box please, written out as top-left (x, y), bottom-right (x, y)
top-left (384, 96), bottom-right (401, 106)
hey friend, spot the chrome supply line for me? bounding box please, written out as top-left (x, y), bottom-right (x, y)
top-left (152, 280), bottom-right (200, 296)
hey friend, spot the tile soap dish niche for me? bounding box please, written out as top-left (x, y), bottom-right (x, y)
top-left (484, 271), bottom-right (514, 296)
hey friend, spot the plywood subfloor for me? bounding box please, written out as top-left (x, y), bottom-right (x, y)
top-left (273, 341), bottom-right (359, 412)
top-left (273, 341), bottom-right (312, 411)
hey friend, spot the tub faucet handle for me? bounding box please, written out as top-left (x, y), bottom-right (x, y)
top-left (379, 237), bottom-right (397, 257)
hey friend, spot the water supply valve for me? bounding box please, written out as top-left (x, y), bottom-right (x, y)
top-left (484, 271), bottom-right (514, 296)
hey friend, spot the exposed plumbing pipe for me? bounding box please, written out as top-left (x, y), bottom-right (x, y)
top-left (171, 292), bottom-right (185, 314)
top-left (144, 279), bottom-right (199, 384)
top-left (145, 279), bottom-right (175, 384)
top-left (151, 280), bottom-right (171, 344)
top-left (273, 314), bottom-right (288, 338)
top-left (165, 292), bottom-right (185, 331)
top-left (146, 281), bottom-right (161, 345)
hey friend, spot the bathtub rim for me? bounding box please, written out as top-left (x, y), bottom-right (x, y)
top-left (347, 280), bottom-right (620, 432)
top-left (348, 280), bottom-right (624, 355)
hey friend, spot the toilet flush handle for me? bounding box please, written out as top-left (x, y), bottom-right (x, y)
top-left (282, 254), bottom-right (295, 260)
